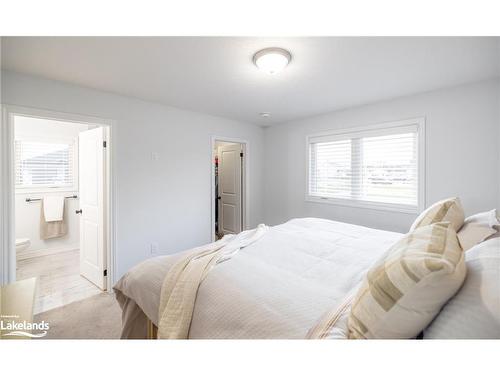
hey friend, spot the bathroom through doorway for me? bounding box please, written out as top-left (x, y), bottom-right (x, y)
top-left (5, 106), bottom-right (113, 314)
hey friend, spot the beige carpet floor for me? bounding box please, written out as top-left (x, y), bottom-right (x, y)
top-left (34, 292), bottom-right (122, 339)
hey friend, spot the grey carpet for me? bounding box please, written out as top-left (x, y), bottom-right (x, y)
top-left (34, 292), bottom-right (122, 339)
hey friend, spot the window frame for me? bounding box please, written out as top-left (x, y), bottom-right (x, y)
top-left (305, 117), bottom-right (426, 214)
top-left (14, 134), bottom-right (79, 194)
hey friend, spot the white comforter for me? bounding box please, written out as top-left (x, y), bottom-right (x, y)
top-left (114, 218), bottom-right (403, 338)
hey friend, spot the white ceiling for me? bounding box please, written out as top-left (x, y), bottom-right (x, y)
top-left (2, 37), bottom-right (499, 126)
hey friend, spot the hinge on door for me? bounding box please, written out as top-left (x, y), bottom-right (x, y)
top-left (240, 152), bottom-right (243, 157)
top-left (103, 269), bottom-right (107, 277)
top-left (103, 141), bottom-right (107, 148)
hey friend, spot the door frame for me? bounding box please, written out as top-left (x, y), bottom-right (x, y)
top-left (0, 104), bottom-right (117, 290)
top-left (210, 136), bottom-right (249, 242)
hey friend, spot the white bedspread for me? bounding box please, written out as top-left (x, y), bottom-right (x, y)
top-left (114, 218), bottom-right (403, 338)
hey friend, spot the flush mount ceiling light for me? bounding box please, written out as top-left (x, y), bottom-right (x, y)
top-left (253, 48), bottom-right (291, 74)
top-left (260, 112), bottom-right (271, 118)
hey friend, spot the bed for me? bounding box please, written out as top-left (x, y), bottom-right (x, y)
top-left (114, 216), bottom-right (500, 339)
top-left (114, 218), bottom-right (403, 338)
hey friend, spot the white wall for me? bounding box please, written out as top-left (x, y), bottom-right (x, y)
top-left (497, 41), bottom-right (500, 213)
top-left (14, 116), bottom-right (88, 254)
top-left (1, 70), bottom-right (265, 280)
top-left (0, 38), bottom-right (5, 283)
top-left (263, 79), bottom-right (500, 233)
top-left (498, 79), bottom-right (500, 211)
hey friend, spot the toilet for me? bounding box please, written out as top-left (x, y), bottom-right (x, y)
top-left (15, 238), bottom-right (31, 252)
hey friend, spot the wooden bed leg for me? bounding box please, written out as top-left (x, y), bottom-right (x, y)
top-left (147, 318), bottom-right (158, 339)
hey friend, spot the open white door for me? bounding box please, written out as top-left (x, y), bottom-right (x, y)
top-left (218, 143), bottom-right (243, 235)
top-left (78, 127), bottom-right (106, 290)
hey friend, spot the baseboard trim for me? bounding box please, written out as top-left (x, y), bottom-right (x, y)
top-left (16, 245), bottom-right (78, 261)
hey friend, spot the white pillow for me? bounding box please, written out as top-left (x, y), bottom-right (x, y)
top-left (457, 209), bottom-right (500, 250)
top-left (424, 237), bottom-right (500, 339)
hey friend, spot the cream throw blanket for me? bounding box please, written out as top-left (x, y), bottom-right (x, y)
top-left (158, 224), bottom-right (269, 339)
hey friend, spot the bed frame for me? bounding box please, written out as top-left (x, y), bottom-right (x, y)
top-left (147, 318), bottom-right (158, 339)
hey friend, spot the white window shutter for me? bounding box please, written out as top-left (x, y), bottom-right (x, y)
top-left (308, 122), bottom-right (421, 209)
top-left (15, 140), bottom-right (74, 189)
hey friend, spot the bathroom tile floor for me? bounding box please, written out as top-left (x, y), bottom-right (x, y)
top-left (16, 249), bottom-right (102, 314)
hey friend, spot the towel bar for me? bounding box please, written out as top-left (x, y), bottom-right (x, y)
top-left (25, 195), bottom-right (78, 203)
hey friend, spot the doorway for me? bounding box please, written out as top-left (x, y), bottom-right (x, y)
top-left (2, 106), bottom-right (114, 314)
top-left (212, 138), bottom-right (247, 241)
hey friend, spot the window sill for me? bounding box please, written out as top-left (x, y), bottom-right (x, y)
top-left (15, 187), bottom-right (78, 195)
top-left (305, 195), bottom-right (419, 214)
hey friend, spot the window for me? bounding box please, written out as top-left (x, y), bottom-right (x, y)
top-left (15, 138), bottom-right (76, 190)
top-left (307, 119), bottom-right (424, 212)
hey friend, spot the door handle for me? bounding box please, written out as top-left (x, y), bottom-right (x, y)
top-left (217, 196), bottom-right (221, 200)
top-left (75, 209), bottom-right (82, 214)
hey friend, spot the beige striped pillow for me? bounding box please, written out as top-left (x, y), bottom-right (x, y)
top-left (348, 222), bottom-right (466, 339)
top-left (410, 197), bottom-right (464, 232)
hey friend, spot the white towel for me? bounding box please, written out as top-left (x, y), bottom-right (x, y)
top-left (42, 196), bottom-right (65, 222)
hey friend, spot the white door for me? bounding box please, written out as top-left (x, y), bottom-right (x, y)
top-left (78, 127), bottom-right (106, 290)
top-left (218, 143), bottom-right (243, 235)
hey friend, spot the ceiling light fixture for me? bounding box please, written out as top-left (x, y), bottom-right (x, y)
top-left (260, 112), bottom-right (271, 118)
top-left (253, 48), bottom-right (291, 75)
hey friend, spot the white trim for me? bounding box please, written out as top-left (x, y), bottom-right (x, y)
top-left (305, 117), bottom-right (426, 214)
top-left (1, 106), bottom-right (14, 285)
top-left (104, 123), bottom-right (118, 290)
top-left (306, 117), bottom-right (425, 139)
top-left (210, 136), bottom-right (250, 242)
top-left (0, 105), bottom-right (117, 289)
top-left (305, 196), bottom-right (420, 214)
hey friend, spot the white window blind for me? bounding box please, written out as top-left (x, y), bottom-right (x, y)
top-left (308, 121), bottom-right (422, 210)
top-left (15, 140), bottom-right (75, 189)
